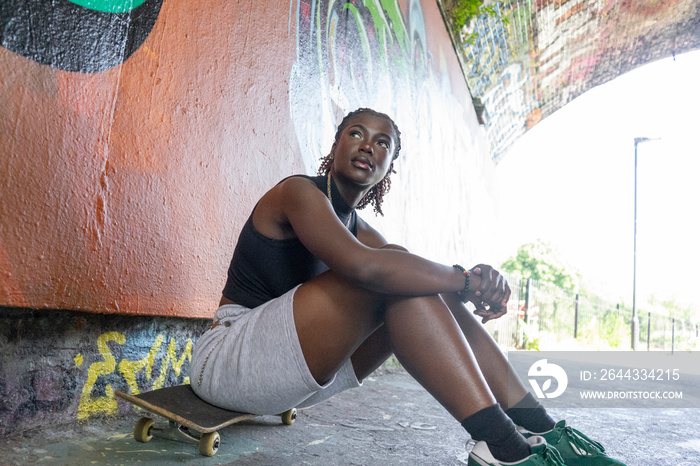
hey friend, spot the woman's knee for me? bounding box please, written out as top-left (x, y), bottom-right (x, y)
top-left (379, 243), bottom-right (409, 252)
top-left (385, 293), bottom-right (446, 313)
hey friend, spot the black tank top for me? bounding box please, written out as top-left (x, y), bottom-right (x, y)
top-left (221, 175), bottom-right (357, 308)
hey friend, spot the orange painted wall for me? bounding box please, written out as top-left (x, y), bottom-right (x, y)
top-left (0, 0), bottom-right (497, 318)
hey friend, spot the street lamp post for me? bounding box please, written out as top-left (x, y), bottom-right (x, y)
top-left (632, 136), bottom-right (659, 351)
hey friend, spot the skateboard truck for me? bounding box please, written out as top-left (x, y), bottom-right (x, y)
top-left (133, 416), bottom-right (227, 456)
top-left (131, 410), bottom-right (297, 456)
top-left (116, 386), bottom-right (297, 456)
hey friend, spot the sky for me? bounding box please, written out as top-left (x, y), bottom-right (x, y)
top-left (494, 49), bottom-right (700, 309)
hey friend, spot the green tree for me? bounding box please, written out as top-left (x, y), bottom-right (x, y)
top-left (449, 0), bottom-right (508, 45)
top-left (501, 240), bottom-right (579, 290)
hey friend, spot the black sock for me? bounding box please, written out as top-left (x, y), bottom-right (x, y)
top-left (461, 404), bottom-right (531, 463)
top-left (505, 393), bottom-right (556, 433)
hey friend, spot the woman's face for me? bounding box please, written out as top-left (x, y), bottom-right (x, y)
top-left (330, 113), bottom-right (397, 189)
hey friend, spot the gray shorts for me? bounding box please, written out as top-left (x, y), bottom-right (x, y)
top-left (190, 285), bottom-right (362, 414)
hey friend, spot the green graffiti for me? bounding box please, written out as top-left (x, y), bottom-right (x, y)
top-left (67, 0), bottom-right (147, 13)
top-left (341, 3), bottom-right (373, 67)
top-left (379, 0), bottom-right (409, 54)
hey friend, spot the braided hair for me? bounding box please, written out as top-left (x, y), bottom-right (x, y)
top-left (318, 108), bottom-right (402, 216)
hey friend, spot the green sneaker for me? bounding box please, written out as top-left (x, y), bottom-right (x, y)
top-left (519, 421), bottom-right (626, 466)
top-left (468, 436), bottom-right (566, 465)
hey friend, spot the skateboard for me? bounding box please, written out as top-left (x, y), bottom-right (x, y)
top-left (115, 385), bottom-right (296, 456)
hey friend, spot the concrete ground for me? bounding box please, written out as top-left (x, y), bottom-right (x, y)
top-left (2, 368), bottom-right (699, 465)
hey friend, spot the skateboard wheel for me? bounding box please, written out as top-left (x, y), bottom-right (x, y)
top-left (199, 431), bottom-right (220, 456)
top-left (133, 417), bottom-right (154, 443)
top-left (281, 408), bottom-right (297, 425)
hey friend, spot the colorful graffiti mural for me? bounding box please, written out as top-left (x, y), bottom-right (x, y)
top-left (289, 0), bottom-right (431, 174)
top-left (0, 309), bottom-right (207, 435)
top-left (1, 0), bottom-right (697, 321)
top-left (2, 0), bottom-right (500, 436)
top-left (287, 0), bottom-right (500, 263)
top-left (448, 0), bottom-right (700, 162)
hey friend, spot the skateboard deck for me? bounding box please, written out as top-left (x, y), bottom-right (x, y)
top-left (115, 385), bottom-right (296, 456)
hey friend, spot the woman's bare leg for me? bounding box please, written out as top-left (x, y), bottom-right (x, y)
top-left (294, 271), bottom-right (538, 462)
top-left (293, 271), bottom-right (495, 420)
top-left (313, 283), bottom-right (530, 410)
top-left (441, 292), bottom-right (529, 410)
top-left (350, 324), bottom-right (393, 381)
top-left (348, 294), bottom-right (531, 410)
top-left (383, 294), bottom-right (496, 419)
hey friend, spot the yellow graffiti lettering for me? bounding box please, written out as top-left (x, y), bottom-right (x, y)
top-left (77, 331), bottom-right (126, 420)
top-left (117, 334), bottom-right (164, 395)
top-left (152, 337), bottom-right (193, 390)
top-left (78, 331), bottom-right (194, 420)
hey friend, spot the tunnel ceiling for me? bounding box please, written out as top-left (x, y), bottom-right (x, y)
top-left (438, 0), bottom-right (700, 163)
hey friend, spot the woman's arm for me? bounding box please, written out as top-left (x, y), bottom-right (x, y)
top-left (357, 217), bottom-right (510, 319)
top-left (276, 177), bottom-right (460, 293)
top-left (273, 177), bottom-right (508, 312)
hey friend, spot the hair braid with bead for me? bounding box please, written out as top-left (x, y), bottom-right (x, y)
top-left (318, 108), bottom-right (402, 216)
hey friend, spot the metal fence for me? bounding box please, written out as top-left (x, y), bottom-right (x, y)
top-left (485, 276), bottom-right (699, 352)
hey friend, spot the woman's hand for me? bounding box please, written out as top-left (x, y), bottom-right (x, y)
top-left (463, 265), bottom-right (511, 323)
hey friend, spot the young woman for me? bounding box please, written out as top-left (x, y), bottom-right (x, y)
top-left (191, 108), bottom-right (624, 466)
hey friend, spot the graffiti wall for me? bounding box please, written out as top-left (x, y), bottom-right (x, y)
top-left (0, 307), bottom-right (208, 436)
top-left (1, 0), bottom-right (498, 434)
top-left (448, 0), bottom-right (700, 162)
top-left (287, 0), bottom-right (499, 266)
top-left (0, 0), bottom-right (497, 320)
